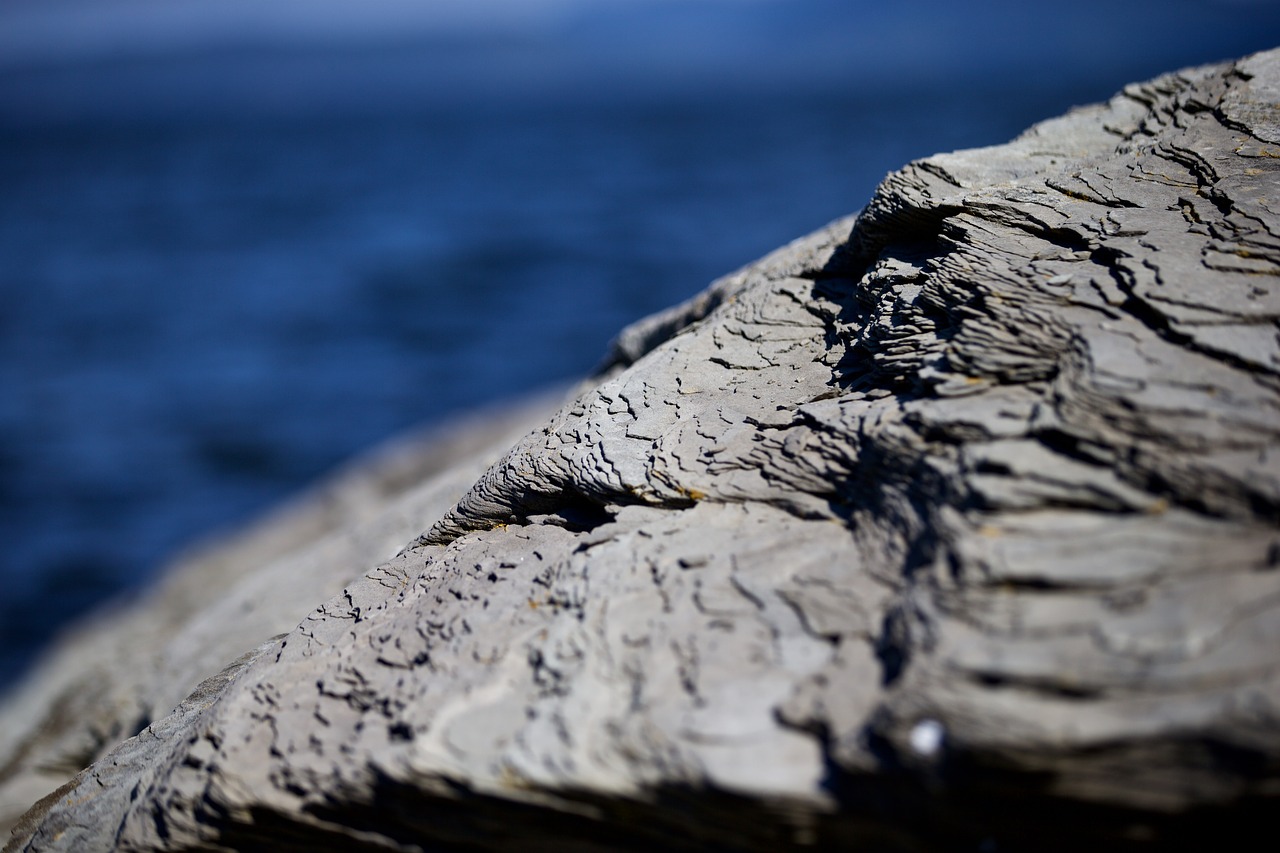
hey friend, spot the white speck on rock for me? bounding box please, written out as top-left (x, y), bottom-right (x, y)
top-left (909, 719), bottom-right (945, 757)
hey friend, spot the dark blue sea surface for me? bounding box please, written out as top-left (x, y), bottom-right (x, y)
top-left (2, 0), bottom-right (1277, 693)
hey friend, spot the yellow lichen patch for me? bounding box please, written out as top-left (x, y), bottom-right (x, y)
top-left (1056, 186), bottom-right (1100, 204)
top-left (497, 762), bottom-right (534, 790)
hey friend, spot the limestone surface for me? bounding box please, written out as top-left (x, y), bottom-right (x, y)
top-left (5, 49), bottom-right (1280, 852)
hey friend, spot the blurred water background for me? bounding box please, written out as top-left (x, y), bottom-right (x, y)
top-left (1, 0), bottom-right (1276, 693)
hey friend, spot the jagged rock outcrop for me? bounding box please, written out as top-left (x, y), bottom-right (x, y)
top-left (5, 49), bottom-right (1280, 852)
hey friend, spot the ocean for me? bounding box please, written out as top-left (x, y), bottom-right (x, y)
top-left (2, 0), bottom-right (1277, 692)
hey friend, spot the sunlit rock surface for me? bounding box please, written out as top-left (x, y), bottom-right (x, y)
top-left (5, 49), bottom-right (1280, 852)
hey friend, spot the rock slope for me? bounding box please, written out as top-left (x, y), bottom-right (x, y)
top-left (6, 49), bottom-right (1280, 851)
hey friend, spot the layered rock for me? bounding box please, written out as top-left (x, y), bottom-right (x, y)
top-left (0, 398), bottom-right (562, 844)
top-left (5, 49), bottom-right (1280, 851)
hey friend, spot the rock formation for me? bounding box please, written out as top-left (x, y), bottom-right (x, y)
top-left (4, 48), bottom-right (1280, 851)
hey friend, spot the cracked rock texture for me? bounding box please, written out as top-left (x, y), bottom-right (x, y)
top-left (6, 49), bottom-right (1280, 852)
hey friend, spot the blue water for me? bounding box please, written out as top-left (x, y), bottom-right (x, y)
top-left (2, 0), bottom-right (1277, 693)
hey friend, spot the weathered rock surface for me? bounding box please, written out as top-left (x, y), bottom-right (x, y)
top-left (6, 49), bottom-right (1280, 851)
top-left (0, 397), bottom-right (562, 843)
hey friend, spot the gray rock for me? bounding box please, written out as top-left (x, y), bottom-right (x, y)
top-left (6, 49), bottom-right (1280, 852)
top-left (0, 395), bottom-right (563, 845)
